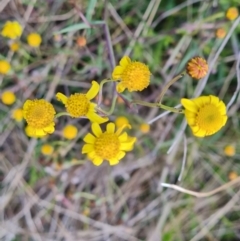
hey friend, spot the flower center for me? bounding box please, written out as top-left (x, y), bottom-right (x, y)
top-left (25, 100), bottom-right (55, 128)
top-left (94, 133), bottom-right (120, 160)
top-left (122, 62), bottom-right (151, 91)
top-left (66, 94), bottom-right (90, 117)
top-left (196, 104), bottom-right (224, 134)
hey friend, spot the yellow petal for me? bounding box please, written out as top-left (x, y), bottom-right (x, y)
top-left (120, 142), bottom-right (134, 151)
top-left (86, 81), bottom-right (100, 100)
top-left (107, 123), bottom-right (115, 133)
top-left (181, 98), bottom-right (197, 113)
top-left (87, 151), bottom-right (96, 160)
top-left (91, 123), bottom-right (102, 137)
top-left (109, 158), bottom-right (119, 166)
top-left (117, 151), bottom-right (126, 160)
top-left (118, 132), bottom-right (128, 142)
top-left (112, 66), bottom-right (124, 80)
top-left (56, 92), bottom-right (68, 104)
top-left (116, 83), bottom-right (126, 93)
top-left (192, 127), bottom-right (206, 137)
top-left (35, 128), bottom-right (47, 137)
top-left (120, 56), bottom-right (131, 68)
top-left (43, 122), bottom-right (55, 134)
top-left (87, 112), bottom-right (109, 124)
top-left (82, 144), bottom-right (94, 154)
top-left (193, 96), bottom-right (210, 108)
top-left (116, 124), bottom-right (131, 136)
top-left (83, 133), bottom-right (96, 144)
top-left (92, 157), bottom-right (103, 166)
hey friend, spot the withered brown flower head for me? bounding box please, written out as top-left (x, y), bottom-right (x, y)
top-left (186, 57), bottom-right (208, 80)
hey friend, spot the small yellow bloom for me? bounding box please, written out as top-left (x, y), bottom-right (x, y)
top-left (115, 116), bottom-right (129, 128)
top-left (228, 171), bottom-right (238, 181)
top-left (112, 56), bottom-right (151, 93)
top-left (12, 108), bottom-right (23, 122)
top-left (56, 81), bottom-right (108, 124)
top-left (140, 123), bottom-right (150, 134)
top-left (224, 145), bottom-right (235, 157)
top-left (82, 122), bottom-right (136, 166)
top-left (10, 42), bottom-right (20, 52)
top-left (0, 60), bottom-right (11, 75)
top-left (27, 33), bottom-right (42, 47)
top-left (41, 144), bottom-right (54, 155)
top-left (1, 21), bottom-right (22, 39)
top-left (215, 28), bottom-right (226, 39)
top-left (1, 91), bottom-right (16, 105)
top-left (181, 95), bottom-right (227, 137)
top-left (23, 99), bottom-right (56, 137)
top-left (62, 124), bottom-right (78, 140)
top-left (226, 7), bottom-right (239, 21)
top-left (186, 57), bottom-right (208, 79)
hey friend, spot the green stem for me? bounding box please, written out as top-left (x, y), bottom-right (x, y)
top-left (98, 79), bottom-right (114, 105)
top-left (55, 112), bottom-right (70, 119)
top-left (157, 70), bottom-right (186, 104)
top-left (132, 100), bottom-right (184, 114)
top-left (97, 94), bottom-right (118, 116)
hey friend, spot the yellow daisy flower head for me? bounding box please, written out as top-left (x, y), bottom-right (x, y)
top-left (112, 56), bottom-right (151, 93)
top-left (181, 95), bottom-right (227, 137)
top-left (140, 123), bottom-right (150, 134)
top-left (82, 122), bottom-right (136, 166)
top-left (41, 144), bottom-right (54, 156)
top-left (23, 99), bottom-right (56, 137)
top-left (0, 60), bottom-right (11, 75)
top-left (62, 124), bottom-right (78, 140)
top-left (56, 81), bottom-right (108, 124)
top-left (12, 108), bottom-right (23, 122)
top-left (226, 7), bottom-right (239, 21)
top-left (186, 57), bottom-right (208, 80)
top-left (215, 28), bottom-right (226, 39)
top-left (1, 91), bottom-right (16, 105)
top-left (115, 116), bottom-right (129, 128)
top-left (27, 33), bottom-right (42, 47)
top-left (1, 21), bottom-right (22, 39)
top-left (10, 41), bottom-right (20, 52)
top-left (224, 145), bottom-right (235, 157)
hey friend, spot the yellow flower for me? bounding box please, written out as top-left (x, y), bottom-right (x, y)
top-left (41, 144), bottom-right (54, 155)
top-left (112, 56), bottom-right (151, 93)
top-left (226, 7), bottom-right (239, 21)
top-left (181, 95), bottom-right (227, 137)
top-left (56, 81), bottom-right (108, 124)
top-left (1, 91), bottom-right (16, 105)
top-left (215, 28), bottom-right (226, 39)
top-left (0, 60), bottom-right (11, 75)
top-left (12, 108), bottom-right (23, 122)
top-left (140, 123), bottom-right (150, 134)
top-left (224, 145), bottom-right (235, 157)
top-left (186, 57), bottom-right (208, 79)
top-left (115, 116), bottom-right (129, 128)
top-left (63, 124), bottom-right (78, 140)
top-left (1, 21), bottom-right (22, 39)
top-left (23, 99), bottom-right (56, 137)
top-left (228, 171), bottom-right (238, 181)
top-left (10, 42), bottom-right (20, 52)
top-left (27, 33), bottom-right (42, 47)
top-left (82, 122), bottom-right (136, 166)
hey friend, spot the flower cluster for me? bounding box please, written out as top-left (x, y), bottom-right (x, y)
top-left (2, 17), bottom-right (231, 167)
